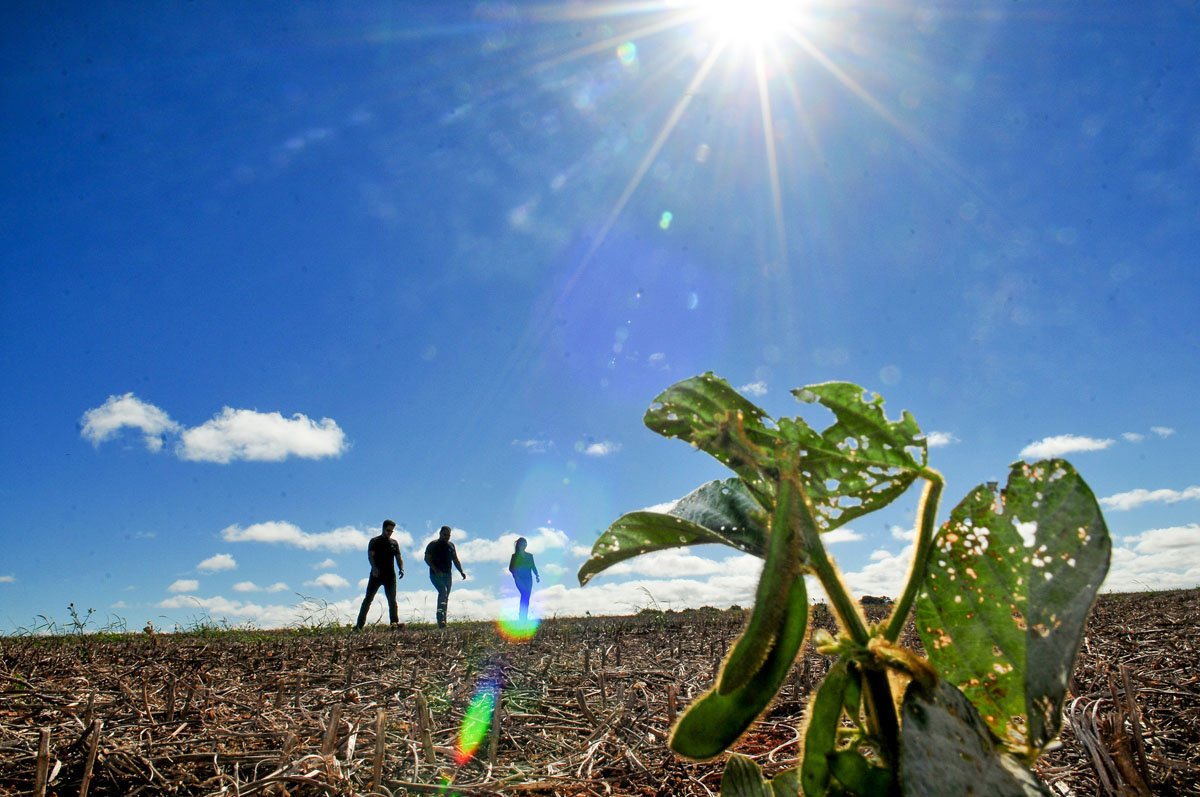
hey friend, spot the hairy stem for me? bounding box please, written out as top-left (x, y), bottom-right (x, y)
top-left (884, 473), bottom-right (944, 642)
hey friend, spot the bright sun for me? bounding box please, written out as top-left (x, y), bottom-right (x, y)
top-left (699, 0), bottom-right (803, 47)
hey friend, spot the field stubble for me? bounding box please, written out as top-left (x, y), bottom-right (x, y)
top-left (1, 590), bottom-right (1197, 796)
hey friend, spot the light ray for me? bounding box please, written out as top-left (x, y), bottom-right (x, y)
top-left (754, 46), bottom-right (789, 272)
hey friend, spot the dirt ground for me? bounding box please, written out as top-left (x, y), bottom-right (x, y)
top-left (2, 589), bottom-right (1197, 796)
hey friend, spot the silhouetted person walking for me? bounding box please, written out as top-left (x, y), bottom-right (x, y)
top-left (508, 537), bottom-right (539, 621)
top-left (355, 520), bottom-right (404, 629)
top-left (424, 525), bottom-right (466, 628)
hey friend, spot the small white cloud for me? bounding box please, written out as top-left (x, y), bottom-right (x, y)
top-left (178, 408), bottom-right (347, 463)
top-left (925, 431), bottom-right (959, 448)
top-left (739, 381), bottom-right (768, 398)
top-left (0, 575), bottom-right (15, 584)
top-left (1100, 486), bottom-right (1200, 512)
top-left (822, 528), bottom-right (863, 545)
top-left (110, 600), bottom-right (128, 609)
top-left (512, 438), bottom-right (554, 454)
top-left (306, 573), bottom-right (350, 590)
top-left (577, 440), bottom-right (621, 457)
top-left (1019, 434), bottom-right (1114, 459)
top-left (168, 579), bottom-right (199, 593)
top-left (221, 521), bottom-right (374, 552)
top-left (1151, 426), bottom-right (1175, 438)
top-left (80, 393), bottom-right (180, 452)
top-left (890, 525), bottom-right (916, 542)
top-left (197, 553), bottom-right (237, 573)
top-left (1122, 432), bottom-right (1145, 443)
top-left (313, 558), bottom-right (337, 570)
top-left (232, 581), bottom-right (260, 592)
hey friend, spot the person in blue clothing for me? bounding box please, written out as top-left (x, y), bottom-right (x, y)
top-left (355, 519), bottom-right (404, 629)
top-left (508, 537), bottom-right (540, 621)
top-left (424, 525), bottom-right (466, 628)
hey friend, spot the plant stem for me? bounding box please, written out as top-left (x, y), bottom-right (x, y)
top-left (884, 473), bottom-right (944, 642)
top-left (796, 496), bottom-right (901, 768)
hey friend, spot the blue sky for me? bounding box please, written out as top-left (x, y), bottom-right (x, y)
top-left (2, 1), bottom-right (1197, 632)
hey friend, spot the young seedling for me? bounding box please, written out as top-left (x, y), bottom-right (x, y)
top-left (578, 373), bottom-right (1110, 797)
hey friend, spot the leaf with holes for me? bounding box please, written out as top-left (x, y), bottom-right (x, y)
top-left (577, 478), bottom-right (768, 586)
top-left (914, 459), bottom-right (1110, 758)
top-left (788, 382), bottom-right (928, 532)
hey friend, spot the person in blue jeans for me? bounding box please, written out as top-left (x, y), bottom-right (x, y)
top-left (423, 525), bottom-right (466, 628)
top-left (508, 537), bottom-right (540, 621)
top-left (355, 519), bottom-right (404, 629)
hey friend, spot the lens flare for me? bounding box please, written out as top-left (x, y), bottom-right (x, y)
top-left (455, 685), bottom-right (498, 766)
top-left (496, 616), bottom-right (540, 642)
top-left (616, 41), bottom-right (637, 66)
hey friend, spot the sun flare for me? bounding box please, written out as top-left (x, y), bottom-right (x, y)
top-left (699, 0), bottom-right (804, 47)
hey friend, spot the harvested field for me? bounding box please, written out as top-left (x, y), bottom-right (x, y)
top-left (2, 589), bottom-right (1197, 796)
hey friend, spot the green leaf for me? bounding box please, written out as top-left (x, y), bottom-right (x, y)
top-left (801, 658), bottom-right (851, 797)
top-left (644, 373), bottom-right (781, 497)
top-left (899, 679), bottom-right (1051, 797)
top-left (577, 478), bottom-right (768, 586)
top-left (789, 383), bottom-right (927, 532)
top-left (670, 574), bottom-right (808, 760)
top-left (829, 751), bottom-right (893, 796)
top-left (720, 473), bottom-right (810, 693)
top-left (721, 754), bottom-right (773, 797)
top-left (768, 768), bottom-right (802, 797)
top-left (914, 459), bottom-right (1110, 757)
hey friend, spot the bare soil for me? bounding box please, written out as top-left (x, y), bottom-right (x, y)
top-left (2, 589), bottom-right (1197, 796)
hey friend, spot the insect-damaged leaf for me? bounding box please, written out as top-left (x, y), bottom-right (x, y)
top-left (670, 575), bottom-right (808, 760)
top-left (789, 382), bottom-right (927, 532)
top-left (577, 478), bottom-right (768, 586)
top-left (899, 679), bottom-right (1051, 797)
top-left (644, 374), bottom-right (928, 533)
top-left (914, 459), bottom-right (1110, 758)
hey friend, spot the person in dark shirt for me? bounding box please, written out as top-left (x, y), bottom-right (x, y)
top-left (508, 537), bottom-right (539, 621)
top-left (355, 519), bottom-right (404, 629)
top-left (423, 525), bottom-right (466, 628)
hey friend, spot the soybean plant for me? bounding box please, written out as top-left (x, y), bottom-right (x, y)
top-left (578, 373), bottom-right (1110, 796)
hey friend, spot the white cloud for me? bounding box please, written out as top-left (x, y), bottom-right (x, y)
top-left (80, 393), bottom-right (180, 452)
top-left (595, 547), bottom-right (732, 580)
top-left (221, 521), bottom-right (386, 552)
top-left (314, 558), bottom-right (337, 570)
top-left (739, 381), bottom-right (768, 397)
top-left (110, 600), bottom-right (127, 609)
top-left (178, 408), bottom-right (347, 463)
top-left (81, 395), bottom-right (348, 464)
top-left (197, 553), bottom-right (237, 573)
top-left (1020, 434), bottom-right (1114, 459)
top-left (0, 575), bottom-right (15, 584)
top-left (512, 438), bottom-right (554, 453)
top-left (168, 579), bottom-right (199, 593)
top-left (234, 580), bottom-right (291, 593)
top-left (1151, 426), bottom-right (1175, 438)
top-left (457, 527), bottom-right (570, 564)
top-left (1100, 486), bottom-right (1200, 511)
top-left (925, 431), bottom-right (959, 448)
top-left (822, 528), bottom-right (863, 545)
top-left (577, 440), bottom-right (621, 457)
top-left (305, 573), bottom-right (350, 590)
top-left (890, 525), bottom-right (916, 543)
top-left (1104, 524), bottom-right (1200, 592)
top-left (1122, 432), bottom-right (1145, 443)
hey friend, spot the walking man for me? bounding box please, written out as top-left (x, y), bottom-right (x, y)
top-left (424, 525), bottom-right (466, 628)
top-left (355, 519), bottom-right (404, 629)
